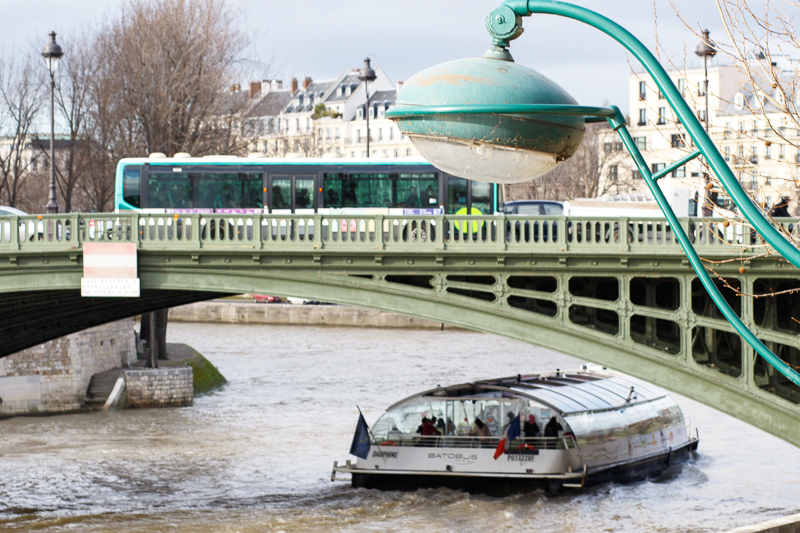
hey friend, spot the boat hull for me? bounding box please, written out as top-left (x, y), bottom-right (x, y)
top-left (339, 438), bottom-right (698, 494)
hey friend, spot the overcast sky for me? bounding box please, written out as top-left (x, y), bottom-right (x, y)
top-left (3, 0), bottom-right (734, 113)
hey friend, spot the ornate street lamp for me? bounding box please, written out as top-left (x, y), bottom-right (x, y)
top-left (41, 31), bottom-right (63, 214)
top-left (695, 29), bottom-right (717, 134)
top-left (358, 57), bottom-right (377, 158)
top-left (387, 1), bottom-right (800, 386)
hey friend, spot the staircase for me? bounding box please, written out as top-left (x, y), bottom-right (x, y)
top-left (83, 369), bottom-right (123, 408)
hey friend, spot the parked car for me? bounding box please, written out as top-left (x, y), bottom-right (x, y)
top-left (253, 294), bottom-right (282, 304)
top-left (0, 206), bottom-right (44, 242)
top-left (502, 200), bottom-right (564, 242)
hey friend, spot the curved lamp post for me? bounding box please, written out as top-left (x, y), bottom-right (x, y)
top-left (387, 0), bottom-right (800, 386)
top-left (359, 57), bottom-right (377, 158)
top-left (42, 31), bottom-right (63, 214)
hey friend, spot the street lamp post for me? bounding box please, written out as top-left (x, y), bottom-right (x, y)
top-left (358, 58), bottom-right (377, 158)
top-left (695, 29), bottom-right (717, 134)
top-left (42, 31), bottom-right (63, 214)
top-left (387, 0), bottom-right (800, 386)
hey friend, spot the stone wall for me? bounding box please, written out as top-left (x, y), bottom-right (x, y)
top-left (169, 301), bottom-right (463, 329)
top-left (0, 319), bottom-right (136, 415)
top-left (124, 368), bottom-right (193, 408)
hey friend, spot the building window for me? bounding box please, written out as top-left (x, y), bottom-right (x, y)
top-left (356, 130), bottom-right (361, 143)
top-left (368, 107), bottom-right (374, 119)
top-left (351, 151), bottom-right (356, 158)
top-left (378, 128), bottom-right (383, 141)
top-left (765, 172), bottom-right (772, 185)
top-left (357, 109), bottom-right (363, 120)
top-left (750, 171), bottom-right (758, 189)
top-left (634, 136), bottom-right (647, 150)
top-left (698, 83), bottom-right (706, 97)
top-left (638, 108), bottom-right (647, 126)
top-left (724, 122), bottom-right (731, 137)
top-left (317, 129), bottom-right (323, 140)
top-left (336, 147), bottom-right (341, 156)
top-left (335, 127), bottom-right (340, 140)
top-left (673, 165), bottom-right (686, 178)
top-left (658, 90), bottom-right (664, 100)
top-left (724, 146), bottom-right (731, 161)
top-left (780, 144), bottom-right (786, 159)
top-left (750, 147), bottom-right (758, 164)
top-left (678, 78), bottom-right (685, 95)
top-left (609, 165), bottom-right (618, 181)
top-left (406, 148), bottom-right (411, 156)
top-left (326, 127), bottom-right (331, 141)
top-left (394, 149), bottom-right (399, 158)
top-left (652, 162), bottom-right (666, 174)
top-left (753, 121), bottom-right (759, 134)
top-left (389, 128), bottom-right (393, 141)
top-left (657, 107), bottom-right (666, 125)
top-left (737, 146), bottom-right (744, 160)
top-left (765, 144), bottom-right (772, 159)
top-left (671, 134), bottom-right (685, 148)
top-left (698, 109), bottom-right (706, 122)
top-left (639, 81), bottom-right (646, 100)
top-left (632, 168), bottom-right (642, 180)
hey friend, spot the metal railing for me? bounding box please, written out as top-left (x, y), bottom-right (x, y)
top-left (1, 213), bottom-right (797, 255)
top-left (374, 434), bottom-right (575, 450)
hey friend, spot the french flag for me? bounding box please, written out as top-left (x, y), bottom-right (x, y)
top-left (493, 415), bottom-right (522, 460)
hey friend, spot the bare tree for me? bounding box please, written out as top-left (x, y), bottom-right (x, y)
top-left (0, 55), bottom-right (43, 208)
top-left (504, 123), bottom-right (633, 202)
top-left (94, 0), bottom-right (253, 157)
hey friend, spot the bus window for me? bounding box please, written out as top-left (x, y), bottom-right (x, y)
top-left (471, 181), bottom-right (491, 214)
top-left (122, 166), bottom-right (141, 208)
top-left (243, 174), bottom-right (264, 208)
top-left (272, 177), bottom-right (292, 211)
top-left (398, 173), bottom-right (438, 208)
top-left (344, 173), bottom-right (392, 208)
top-left (447, 177), bottom-right (468, 214)
top-left (323, 174), bottom-right (343, 207)
top-left (148, 173), bottom-right (192, 209)
top-left (196, 173), bottom-right (252, 209)
top-left (295, 177), bottom-right (314, 210)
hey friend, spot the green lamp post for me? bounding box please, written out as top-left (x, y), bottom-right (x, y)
top-left (387, 0), bottom-right (800, 386)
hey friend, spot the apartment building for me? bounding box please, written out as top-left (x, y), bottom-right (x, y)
top-left (601, 61), bottom-right (799, 213)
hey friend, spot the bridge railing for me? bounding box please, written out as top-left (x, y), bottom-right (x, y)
top-left (1, 213), bottom-right (797, 255)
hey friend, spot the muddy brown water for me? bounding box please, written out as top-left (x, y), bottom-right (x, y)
top-left (1, 322), bottom-right (799, 532)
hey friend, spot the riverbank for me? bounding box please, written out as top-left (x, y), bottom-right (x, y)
top-left (169, 300), bottom-right (464, 329)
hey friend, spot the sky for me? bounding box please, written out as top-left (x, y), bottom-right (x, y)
top-left (2, 0), bottom-right (733, 114)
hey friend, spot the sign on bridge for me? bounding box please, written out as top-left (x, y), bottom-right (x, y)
top-left (80, 243), bottom-right (140, 297)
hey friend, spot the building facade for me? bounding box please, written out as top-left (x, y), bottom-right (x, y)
top-left (601, 62), bottom-right (799, 214)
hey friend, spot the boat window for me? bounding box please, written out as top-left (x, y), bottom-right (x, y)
top-left (147, 172), bottom-right (192, 209)
top-left (398, 173), bottom-right (438, 208)
top-left (620, 397), bottom-right (681, 436)
top-left (565, 409), bottom-right (628, 447)
top-left (372, 397), bottom-right (447, 436)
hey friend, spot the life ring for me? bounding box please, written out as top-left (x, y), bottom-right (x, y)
top-left (516, 443), bottom-right (536, 451)
top-left (381, 440), bottom-right (397, 446)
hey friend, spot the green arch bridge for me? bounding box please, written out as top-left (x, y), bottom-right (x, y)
top-left (1, 212), bottom-right (799, 446)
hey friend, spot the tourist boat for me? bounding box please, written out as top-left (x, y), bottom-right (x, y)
top-left (331, 368), bottom-right (699, 493)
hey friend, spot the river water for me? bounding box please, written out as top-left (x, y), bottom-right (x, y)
top-left (1, 322), bottom-right (799, 532)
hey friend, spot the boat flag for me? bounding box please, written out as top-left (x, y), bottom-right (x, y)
top-left (493, 414), bottom-right (522, 460)
top-left (350, 410), bottom-right (371, 460)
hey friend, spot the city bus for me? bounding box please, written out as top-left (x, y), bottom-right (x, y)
top-left (114, 155), bottom-right (500, 216)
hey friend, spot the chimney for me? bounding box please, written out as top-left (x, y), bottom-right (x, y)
top-left (249, 81), bottom-right (261, 99)
top-left (272, 79), bottom-right (282, 90)
top-left (397, 81), bottom-right (404, 92)
top-left (303, 77), bottom-right (312, 89)
top-left (230, 83), bottom-right (241, 93)
top-left (261, 80), bottom-right (271, 95)
top-left (291, 78), bottom-right (298, 94)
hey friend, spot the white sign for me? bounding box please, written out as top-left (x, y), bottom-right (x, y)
top-left (81, 278), bottom-right (141, 297)
top-left (81, 242), bottom-right (140, 297)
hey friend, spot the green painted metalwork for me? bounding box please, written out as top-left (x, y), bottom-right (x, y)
top-left (389, 57), bottom-right (584, 159)
top-left (1, 212), bottom-right (800, 447)
top-left (386, 0), bottom-right (800, 387)
top-left (652, 149), bottom-right (701, 181)
top-left (386, 104), bottom-right (614, 120)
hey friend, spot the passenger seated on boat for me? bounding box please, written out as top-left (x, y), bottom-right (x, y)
top-left (524, 415), bottom-right (540, 439)
top-left (470, 418), bottom-right (492, 447)
top-left (418, 417), bottom-right (441, 447)
top-left (435, 416), bottom-right (446, 434)
top-left (544, 416), bottom-right (563, 449)
top-left (388, 425), bottom-right (403, 441)
top-left (457, 417), bottom-right (471, 436)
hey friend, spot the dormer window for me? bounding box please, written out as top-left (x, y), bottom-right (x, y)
top-left (357, 108), bottom-right (363, 120)
top-left (378, 107), bottom-right (385, 118)
top-left (369, 107), bottom-right (374, 119)
top-left (734, 92), bottom-right (744, 110)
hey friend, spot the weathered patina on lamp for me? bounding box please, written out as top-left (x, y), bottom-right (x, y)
top-left (393, 57), bottom-right (585, 183)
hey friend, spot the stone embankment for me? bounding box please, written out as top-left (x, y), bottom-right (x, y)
top-left (170, 300), bottom-right (462, 329)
